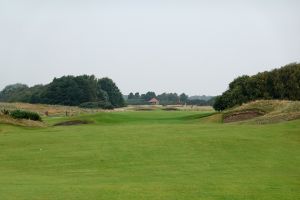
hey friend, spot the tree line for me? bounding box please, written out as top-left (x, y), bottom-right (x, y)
top-left (213, 63), bottom-right (300, 111)
top-left (127, 91), bottom-right (215, 106)
top-left (0, 75), bottom-right (125, 109)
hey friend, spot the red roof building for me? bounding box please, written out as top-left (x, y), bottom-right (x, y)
top-left (148, 98), bottom-right (159, 105)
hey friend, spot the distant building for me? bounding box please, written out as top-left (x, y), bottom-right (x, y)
top-left (148, 98), bottom-right (159, 105)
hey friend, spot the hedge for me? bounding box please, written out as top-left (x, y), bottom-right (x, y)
top-left (9, 110), bottom-right (42, 121)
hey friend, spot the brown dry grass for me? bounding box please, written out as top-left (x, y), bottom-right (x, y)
top-left (0, 102), bottom-right (104, 117)
top-left (126, 105), bottom-right (214, 112)
top-left (0, 114), bottom-right (45, 127)
top-left (225, 100), bottom-right (300, 124)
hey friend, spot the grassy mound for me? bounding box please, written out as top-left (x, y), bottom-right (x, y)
top-left (223, 100), bottom-right (300, 124)
top-left (0, 102), bottom-right (105, 117)
top-left (0, 114), bottom-right (45, 127)
top-left (223, 109), bottom-right (265, 123)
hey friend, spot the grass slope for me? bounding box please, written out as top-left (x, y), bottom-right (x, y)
top-left (0, 111), bottom-right (299, 199)
top-left (0, 102), bottom-right (107, 117)
top-left (0, 114), bottom-right (45, 127)
top-left (224, 100), bottom-right (300, 124)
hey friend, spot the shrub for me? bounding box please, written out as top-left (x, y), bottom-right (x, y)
top-left (162, 107), bottom-right (179, 111)
top-left (79, 102), bottom-right (98, 108)
top-left (134, 107), bottom-right (154, 111)
top-left (79, 101), bottom-right (114, 110)
top-left (9, 110), bottom-right (42, 121)
top-left (98, 101), bottom-right (114, 109)
top-left (1, 109), bottom-right (10, 115)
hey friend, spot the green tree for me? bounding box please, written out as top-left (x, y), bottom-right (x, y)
top-left (128, 92), bottom-right (135, 99)
top-left (142, 91), bottom-right (156, 101)
top-left (134, 92), bottom-right (140, 99)
top-left (179, 93), bottom-right (188, 103)
top-left (40, 75), bottom-right (98, 106)
top-left (213, 63), bottom-right (300, 110)
top-left (98, 78), bottom-right (125, 107)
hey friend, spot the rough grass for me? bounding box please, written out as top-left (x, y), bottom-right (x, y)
top-left (0, 114), bottom-right (45, 127)
top-left (0, 102), bottom-right (106, 117)
top-left (126, 105), bottom-right (214, 112)
top-left (0, 110), bottom-right (299, 200)
top-left (0, 102), bottom-right (214, 115)
top-left (224, 100), bottom-right (300, 124)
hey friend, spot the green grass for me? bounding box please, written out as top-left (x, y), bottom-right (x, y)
top-left (0, 111), bottom-right (299, 200)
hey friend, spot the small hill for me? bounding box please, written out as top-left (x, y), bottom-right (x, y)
top-left (223, 100), bottom-right (300, 124)
top-left (0, 114), bottom-right (45, 127)
top-left (0, 102), bottom-right (112, 117)
top-left (0, 102), bottom-right (107, 127)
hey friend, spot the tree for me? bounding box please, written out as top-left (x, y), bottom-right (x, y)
top-left (40, 75), bottom-right (99, 106)
top-left (142, 91), bottom-right (156, 101)
top-left (179, 93), bottom-right (188, 103)
top-left (0, 83), bottom-right (29, 102)
top-left (98, 78), bottom-right (125, 108)
top-left (213, 63), bottom-right (300, 110)
top-left (134, 92), bottom-right (140, 99)
top-left (157, 93), bottom-right (179, 105)
top-left (128, 92), bottom-right (135, 99)
top-left (0, 75), bottom-right (126, 109)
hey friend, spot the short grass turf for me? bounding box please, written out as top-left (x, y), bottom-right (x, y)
top-left (0, 111), bottom-right (299, 200)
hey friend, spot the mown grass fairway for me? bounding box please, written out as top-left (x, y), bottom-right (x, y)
top-left (0, 111), bottom-right (299, 200)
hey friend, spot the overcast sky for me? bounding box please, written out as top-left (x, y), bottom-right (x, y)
top-left (0, 0), bottom-right (299, 95)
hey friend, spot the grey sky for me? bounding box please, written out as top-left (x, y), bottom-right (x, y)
top-left (0, 0), bottom-right (299, 95)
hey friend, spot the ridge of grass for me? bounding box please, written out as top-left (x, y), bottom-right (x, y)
top-left (223, 100), bottom-right (300, 124)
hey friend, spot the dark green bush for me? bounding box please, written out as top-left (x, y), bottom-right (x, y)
top-left (79, 101), bottom-right (114, 110)
top-left (1, 109), bottom-right (10, 115)
top-left (9, 110), bottom-right (42, 121)
top-left (162, 107), bottom-right (179, 111)
top-left (79, 102), bottom-right (98, 108)
top-left (98, 101), bottom-right (114, 109)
